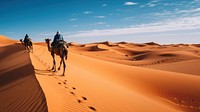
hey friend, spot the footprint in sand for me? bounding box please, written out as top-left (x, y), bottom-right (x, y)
top-left (55, 79), bottom-right (96, 111)
top-left (69, 91), bottom-right (75, 95)
top-left (82, 96), bottom-right (87, 100)
top-left (77, 99), bottom-right (82, 103)
top-left (76, 96), bottom-right (87, 104)
top-left (88, 106), bottom-right (96, 111)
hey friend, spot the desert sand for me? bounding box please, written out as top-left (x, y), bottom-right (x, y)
top-left (1, 35), bottom-right (200, 112)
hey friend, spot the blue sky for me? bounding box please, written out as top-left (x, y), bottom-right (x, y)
top-left (0, 0), bottom-right (200, 44)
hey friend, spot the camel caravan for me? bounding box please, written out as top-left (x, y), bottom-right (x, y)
top-left (19, 32), bottom-right (69, 76)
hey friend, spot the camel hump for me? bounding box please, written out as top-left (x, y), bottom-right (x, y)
top-left (58, 40), bottom-right (69, 49)
top-left (63, 42), bottom-right (69, 50)
top-left (27, 38), bottom-right (31, 41)
top-left (52, 41), bottom-right (68, 55)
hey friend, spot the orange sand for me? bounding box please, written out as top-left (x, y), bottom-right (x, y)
top-left (1, 35), bottom-right (200, 112)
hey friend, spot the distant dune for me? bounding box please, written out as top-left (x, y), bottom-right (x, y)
top-left (144, 42), bottom-right (161, 46)
top-left (1, 35), bottom-right (200, 112)
top-left (0, 35), bottom-right (17, 45)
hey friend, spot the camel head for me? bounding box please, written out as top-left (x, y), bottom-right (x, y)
top-left (19, 39), bottom-right (23, 45)
top-left (45, 38), bottom-right (52, 52)
top-left (45, 38), bottom-right (51, 44)
top-left (20, 39), bottom-right (23, 43)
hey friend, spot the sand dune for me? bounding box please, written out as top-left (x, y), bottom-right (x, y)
top-left (31, 44), bottom-right (180, 112)
top-left (0, 35), bottom-right (17, 45)
top-left (68, 42), bottom-right (81, 46)
top-left (146, 59), bottom-right (200, 76)
top-left (68, 50), bottom-right (200, 112)
top-left (0, 39), bottom-right (47, 111)
top-left (144, 42), bottom-right (161, 46)
top-left (190, 44), bottom-right (200, 48)
top-left (70, 42), bottom-right (200, 67)
top-left (94, 44), bottom-right (110, 51)
top-left (31, 42), bottom-right (200, 112)
top-left (1, 35), bottom-right (200, 112)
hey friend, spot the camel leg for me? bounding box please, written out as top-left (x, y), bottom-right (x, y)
top-left (62, 51), bottom-right (68, 76)
top-left (25, 45), bottom-right (27, 51)
top-left (29, 45), bottom-right (32, 53)
top-left (51, 52), bottom-right (56, 72)
top-left (30, 42), bottom-right (33, 53)
top-left (61, 50), bottom-right (68, 76)
top-left (58, 48), bottom-right (63, 70)
top-left (62, 58), bottom-right (66, 76)
top-left (65, 53), bottom-right (68, 60)
top-left (25, 46), bottom-right (28, 53)
top-left (25, 44), bottom-right (30, 53)
top-left (58, 59), bottom-right (62, 70)
top-left (25, 43), bottom-right (28, 51)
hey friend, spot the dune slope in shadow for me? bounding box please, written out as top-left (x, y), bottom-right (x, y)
top-left (0, 44), bottom-right (48, 112)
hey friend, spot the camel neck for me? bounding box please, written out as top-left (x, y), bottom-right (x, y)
top-left (47, 42), bottom-right (51, 52)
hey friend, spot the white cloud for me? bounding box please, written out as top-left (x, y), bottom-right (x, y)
top-left (66, 16), bottom-right (200, 38)
top-left (163, 3), bottom-right (171, 6)
top-left (163, 2), bottom-right (186, 7)
top-left (124, 2), bottom-right (138, 6)
top-left (149, 3), bottom-right (157, 7)
top-left (152, 11), bottom-right (171, 16)
top-left (84, 11), bottom-right (93, 14)
top-left (177, 8), bottom-right (200, 13)
top-left (140, 3), bottom-right (157, 7)
top-left (69, 18), bottom-right (78, 21)
top-left (106, 25), bottom-right (110, 27)
top-left (102, 4), bottom-right (107, 7)
top-left (151, 0), bottom-right (160, 3)
top-left (90, 22), bottom-right (109, 26)
top-left (123, 16), bottom-right (135, 21)
top-left (94, 22), bottom-right (106, 25)
top-left (144, 10), bottom-right (172, 17)
top-left (141, 8), bottom-right (200, 19)
top-left (140, 0), bottom-right (162, 8)
top-left (94, 16), bottom-right (106, 18)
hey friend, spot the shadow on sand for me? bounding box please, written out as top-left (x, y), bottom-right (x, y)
top-left (0, 44), bottom-right (48, 112)
top-left (34, 69), bottom-right (54, 76)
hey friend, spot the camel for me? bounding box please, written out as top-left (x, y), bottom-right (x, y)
top-left (45, 38), bottom-right (69, 76)
top-left (20, 38), bottom-right (33, 53)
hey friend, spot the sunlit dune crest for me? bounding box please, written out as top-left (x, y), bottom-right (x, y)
top-left (0, 35), bottom-right (17, 45)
